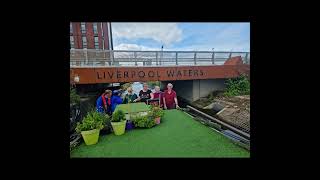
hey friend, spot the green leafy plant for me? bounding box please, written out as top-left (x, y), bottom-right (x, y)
top-left (70, 88), bottom-right (80, 104)
top-left (121, 82), bottom-right (133, 91)
top-left (147, 81), bottom-right (160, 88)
top-left (132, 114), bottom-right (156, 128)
top-left (150, 105), bottom-right (164, 118)
top-left (75, 109), bottom-right (109, 133)
top-left (111, 110), bottom-right (126, 122)
top-left (224, 74), bottom-right (250, 97)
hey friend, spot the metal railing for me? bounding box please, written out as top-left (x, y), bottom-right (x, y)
top-left (70, 49), bottom-right (250, 67)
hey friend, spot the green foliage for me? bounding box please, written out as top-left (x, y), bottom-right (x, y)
top-left (111, 110), bottom-right (126, 122)
top-left (224, 74), bottom-right (250, 97)
top-left (75, 109), bottom-right (110, 133)
top-left (70, 88), bottom-right (80, 104)
top-left (132, 114), bottom-right (156, 128)
top-left (150, 105), bottom-right (164, 118)
top-left (147, 81), bottom-right (160, 88)
top-left (121, 83), bottom-right (132, 91)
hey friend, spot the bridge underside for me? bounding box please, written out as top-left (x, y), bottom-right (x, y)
top-left (70, 64), bottom-right (249, 84)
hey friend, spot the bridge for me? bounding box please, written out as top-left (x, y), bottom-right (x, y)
top-left (70, 49), bottom-right (250, 102)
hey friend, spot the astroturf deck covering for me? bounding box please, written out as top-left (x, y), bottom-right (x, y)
top-left (114, 103), bottom-right (150, 113)
top-left (71, 109), bottom-right (250, 157)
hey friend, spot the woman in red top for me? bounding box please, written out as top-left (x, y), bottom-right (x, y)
top-left (163, 83), bottom-right (180, 109)
top-left (151, 85), bottom-right (163, 107)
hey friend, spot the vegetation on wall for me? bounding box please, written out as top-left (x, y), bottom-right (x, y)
top-left (70, 88), bottom-right (80, 104)
top-left (224, 74), bottom-right (250, 97)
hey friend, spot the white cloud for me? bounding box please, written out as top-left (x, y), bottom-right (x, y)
top-left (114, 43), bottom-right (249, 52)
top-left (215, 23), bottom-right (249, 40)
top-left (114, 43), bottom-right (159, 51)
top-left (112, 23), bottom-right (182, 46)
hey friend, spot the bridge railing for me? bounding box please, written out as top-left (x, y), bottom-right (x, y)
top-left (70, 49), bottom-right (250, 67)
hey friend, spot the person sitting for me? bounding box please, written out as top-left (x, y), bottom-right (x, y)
top-left (150, 86), bottom-right (163, 107)
top-left (96, 90), bottom-right (111, 113)
top-left (133, 83), bottom-right (154, 104)
top-left (163, 83), bottom-right (180, 109)
top-left (123, 87), bottom-right (138, 104)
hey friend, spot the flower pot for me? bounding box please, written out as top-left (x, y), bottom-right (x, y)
top-left (80, 129), bottom-right (100, 145)
top-left (111, 120), bottom-right (127, 135)
top-left (126, 121), bottom-right (134, 130)
top-left (155, 117), bottom-right (161, 124)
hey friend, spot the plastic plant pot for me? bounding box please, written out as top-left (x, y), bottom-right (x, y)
top-left (155, 117), bottom-right (161, 124)
top-left (111, 120), bottom-right (127, 135)
top-left (80, 129), bottom-right (100, 145)
top-left (125, 120), bottom-right (134, 130)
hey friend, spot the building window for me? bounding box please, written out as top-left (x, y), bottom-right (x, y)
top-left (93, 22), bottom-right (98, 35)
top-left (82, 36), bottom-right (87, 48)
top-left (81, 22), bottom-right (86, 34)
top-left (94, 36), bottom-right (99, 49)
top-left (70, 23), bottom-right (73, 34)
top-left (70, 36), bottom-right (74, 49)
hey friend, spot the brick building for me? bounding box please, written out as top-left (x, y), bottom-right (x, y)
top-left (70, 22), bottom-right (112, 50)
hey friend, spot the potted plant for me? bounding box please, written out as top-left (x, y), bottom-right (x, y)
top-left (75, 110), bottom-right (108, 145)
top-left (111, 109), bottom-right (127, 135)
top-left (132, 113), bottom-right (156, 128)
top-left (125, 118), bottom-right (135, 130)
top-left (100, 114), bottom-right (112, 135)
top-left (151, 105), bottom-right (164, 124)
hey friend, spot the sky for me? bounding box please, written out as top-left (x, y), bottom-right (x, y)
top-left (112, 22), bottom-right (250, 52)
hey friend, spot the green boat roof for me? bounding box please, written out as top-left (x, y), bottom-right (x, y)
top-left (71, 109), bottom-right (250, 157)
top-left (114, 102), bottom-right (151, 114)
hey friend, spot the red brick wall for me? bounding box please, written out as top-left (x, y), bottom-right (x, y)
top-left (71, 22), bottom-right (110, 50)
top-left (86, 22), bottom-right (94, 49)
top-left (97, 22), bottom-right (103, 49)
top-left (72, 22), bottom-right (82, 49)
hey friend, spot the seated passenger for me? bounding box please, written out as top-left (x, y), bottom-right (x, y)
top-left (133, 83), bottom-right (154, 104)
top-left (123, 87), bottom-right (138, 104)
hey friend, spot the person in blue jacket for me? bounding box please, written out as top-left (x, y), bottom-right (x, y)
top-left (110, 90), bottom-right (123, 113)
top-left (96, 90), bottom-right (112, 113)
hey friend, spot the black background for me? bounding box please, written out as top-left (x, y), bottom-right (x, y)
top-left (2, 3), bottom-right (313, 177)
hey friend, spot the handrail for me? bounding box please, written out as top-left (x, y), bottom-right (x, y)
top-left (70, 49), bottom-right (250, 67)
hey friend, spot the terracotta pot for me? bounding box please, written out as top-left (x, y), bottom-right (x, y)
top-left (155, 117), bottom-right (161, 124)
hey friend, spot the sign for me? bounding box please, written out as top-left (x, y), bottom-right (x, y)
top-left (70, 65), bottom-right (250, 84)
top-left (96, 69), bottom-right (204, 79)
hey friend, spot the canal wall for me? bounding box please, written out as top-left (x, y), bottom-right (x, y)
top-left (162, 79), bottom-right (226, 102)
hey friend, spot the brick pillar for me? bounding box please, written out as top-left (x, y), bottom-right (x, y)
top-left (97, 22), bottom-right (103, 49)
top-left (86, 22), bottom-right (94, 49)
top-left (73, 22), bottom-right (82, 49)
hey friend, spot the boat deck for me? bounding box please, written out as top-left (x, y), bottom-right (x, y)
top-left (71, 109), bottom-right (249, 157)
